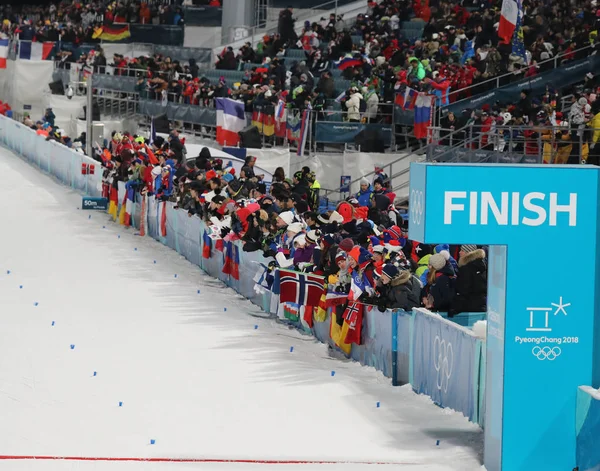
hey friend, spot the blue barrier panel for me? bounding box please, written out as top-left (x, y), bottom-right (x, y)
top-left (350, 307), bottom-right (394, 377)
top-left (411, 308), bottom-right (480, 422)
top-left (577, 386), bottom-right (600, 471)
top-left (395, 309), bottom-right (413, 386)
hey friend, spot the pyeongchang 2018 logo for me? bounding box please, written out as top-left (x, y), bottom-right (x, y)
top-left (433, 336), bottom-right (453, 393)
top-left (443, 191), bottom-right (577, 227)
top-left (410, 190), bottom-right (424, 225)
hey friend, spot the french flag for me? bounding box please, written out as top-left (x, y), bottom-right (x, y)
top-left (395, 87), bottom-right (418, 110)
top-left (414, 94), bottom-right (433, 140)
top-left (19, 41), bottom-right (54, 60)
top-left (216, 98), bottom-right (246, 147)
top-left (0, 38), bottom-right (8, 69)
top-left (498, 0), bottom-right (519, 44)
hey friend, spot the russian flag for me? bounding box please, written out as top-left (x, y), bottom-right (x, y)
top-left (0, 38), bottom-right (9, 69)
top-left (498, 0), bottom-right (519, 44)
top-left (414, 94), bottom-right (433, 140)
top-left (222, 241), bottom-right (240, 280)
top-left (395, 87), bottom-right (418, 110)
top-left (202, 231), bottom-right (212, 259)
top-left (216, 98), bottom-right (246, 147)
top-left (19, 41), bottom-right (54, 61)
top-left (335, 56), bottom-right (362, 70)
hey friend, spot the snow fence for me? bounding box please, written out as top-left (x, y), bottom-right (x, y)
top-left (0, 114), bottom-right (485, 427)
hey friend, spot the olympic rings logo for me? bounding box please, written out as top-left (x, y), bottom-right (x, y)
top-left (410, 190), bottom-right (424, 226)
top-left (433, 336), bottom-right (454, 393)
top-left (532, 346), bottom-right (562, 361)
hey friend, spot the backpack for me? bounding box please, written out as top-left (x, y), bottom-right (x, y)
top-left (359, 98), bottom-right (367, 113)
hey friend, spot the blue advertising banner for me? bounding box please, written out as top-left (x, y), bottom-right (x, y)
top-left (340, 175), bottom-right (351, 193)
top-left (314, 122), bottom-right (392, 145)
top-left (409, 162), bottom-right (600, 471)
top-left (412, 309), bottom-right (480, 422)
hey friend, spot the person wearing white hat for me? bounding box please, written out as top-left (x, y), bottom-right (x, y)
top-left (277, 211), bottom-right (294, 227)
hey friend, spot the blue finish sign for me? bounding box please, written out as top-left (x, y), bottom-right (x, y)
top-left (409, 163), bottom-right (600, 471)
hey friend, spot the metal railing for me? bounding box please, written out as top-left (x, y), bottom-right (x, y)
top-left (444, 44), bottom-right (594, 112)
top-left (427, 124), bottom-right (600, 165)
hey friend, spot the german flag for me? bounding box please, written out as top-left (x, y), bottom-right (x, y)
top-left (92, 24), bottom-right (131, 41)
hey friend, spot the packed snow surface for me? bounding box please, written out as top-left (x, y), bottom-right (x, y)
top-left (0, 147), bottom-right (483, 470)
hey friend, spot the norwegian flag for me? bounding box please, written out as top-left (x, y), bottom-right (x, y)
top-left (343, 302), bottom-right (363, 345)
top-left (279, 269), bottom-right (325, 307)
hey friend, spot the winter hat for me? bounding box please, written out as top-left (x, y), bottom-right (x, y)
top-left (373, 245), bottom-right (386, 254)
top-left (461, 244), bottom-right (478, 253)
top-left (360, 177), bottom-right (370, 186)
top-left (381, 264), bottom-right (399, 280)
top-left (386, 225), bottom-right (402, 240)
top-left (222, 173), bottom-right (234, 183)
top-left (322, 234), bottom-right (335, 247)
top-left (306, 230), bottom-right (320, 244)
top-left (335, 250), bottom-right (347, 264)
top-left (348, 246), bottom-right (361, 264)
top-left (369, 236), bottom-right (381, 247)
top-left (278, 211), bottom-right (295, 226)
top-left (339, 238), bottom-right (355, 253)
top-left (287, 222), bottom-right (304, 234)
top-left (317, 212), bottom-right (330, 225)
top-left (358, 247), bottom-right (373, 267)
top-left (329, 210), bottom-right (344, 224)
top-left (579, 97), bottom-right (588, 106)
top-left (429, 253), bottom-right (447, 270)
top-left (294, 234), bottom-right (307, 247)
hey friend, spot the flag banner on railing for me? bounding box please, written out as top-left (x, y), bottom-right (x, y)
top-left (511, 0), bottom-right (526, 60)
top-left (222, 240), bottom-right (240, 280)
top-left (123, 183), bottom-right (135, 226)
top-left (275, 99), bottom-right (287, 138)
top-left (414, 94), bottom-right (433, 140)
top-left (278, 269), bottom-right (325, 307)
top-left (19, 41), bottom-right (54, 60)
top-left (160, 201), bottom-right (167, 237)
top-left (0, 38), bottom-right (8, 69)
top-left (202, 231), bottom-right (212, 259)
top-left (498, 0), bottom-right (518, 44)
top-left (330, 304), bottom-right (352, 354)
top-left (216, 98), bottom-right (245, 146)
top-left (286, 111), bottom-right (301, 142)
top-left (342, 301), bottom-right (364, 345)
top-left (297, 106), bottom-right (311, 156)
top-left (139, 194), bottom-right (147, 237)
top-left (93, 24), bottom-right (131, 41)
top-left (395, 86), bottom-right (418, 110)
top-left (251, 103), bottom-right (275, 137)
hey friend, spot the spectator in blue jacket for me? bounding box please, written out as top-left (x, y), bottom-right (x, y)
top-left (356, 177), bottom-right (373, 207)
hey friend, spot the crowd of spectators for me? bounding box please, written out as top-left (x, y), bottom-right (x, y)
top-left (1, 1), bottom-right (185, 43)
top-left (438, 79), bottom-right (600, 164)
top-left (68, 126), bottom-right (485, 316)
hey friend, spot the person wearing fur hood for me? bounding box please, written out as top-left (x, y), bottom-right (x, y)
top-left (376, 264), bottom-right (422, 312)
top-left (450, 245), bottom-right (487, 316)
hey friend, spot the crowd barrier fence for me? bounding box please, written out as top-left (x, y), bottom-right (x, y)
top-left (0, 113), bottom-right (486, 429)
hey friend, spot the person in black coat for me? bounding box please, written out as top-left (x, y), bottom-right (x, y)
top-left (450, 245), bottom-right (487, 316)
top-left (422, 253), bottom-right (456, 312)
top-left (376, 265), bottom-right (422, 311)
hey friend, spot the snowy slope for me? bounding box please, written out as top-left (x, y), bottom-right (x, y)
top-left (0, 147), bottom-right (483, 470)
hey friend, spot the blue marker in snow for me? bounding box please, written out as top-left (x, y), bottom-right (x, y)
top-left (70, 344), bottom-right (75, 350)
top-left (376, 402), bottom-right (381, 408)
top-left (331, 371), bottom-right (336, 377)
top-left (19, 285), bottom-right (23, 289)
top-left (51, 321), bottom-right (55, 326)
top-left (150, 439), bottom-right (156, 445)
top-left (6, 270), bottom-right (10, 274)
top-left (93, 371), bottom-right (97, 377)
top-left (34, 302), bottom-right (38, 306)
top-left (119, 402), bottom-right (123, 407)
top-left (289, 346), bottom-right (294, 353)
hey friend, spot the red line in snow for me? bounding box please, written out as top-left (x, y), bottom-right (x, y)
top-left (0, 455), bottom-right (416, 465)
